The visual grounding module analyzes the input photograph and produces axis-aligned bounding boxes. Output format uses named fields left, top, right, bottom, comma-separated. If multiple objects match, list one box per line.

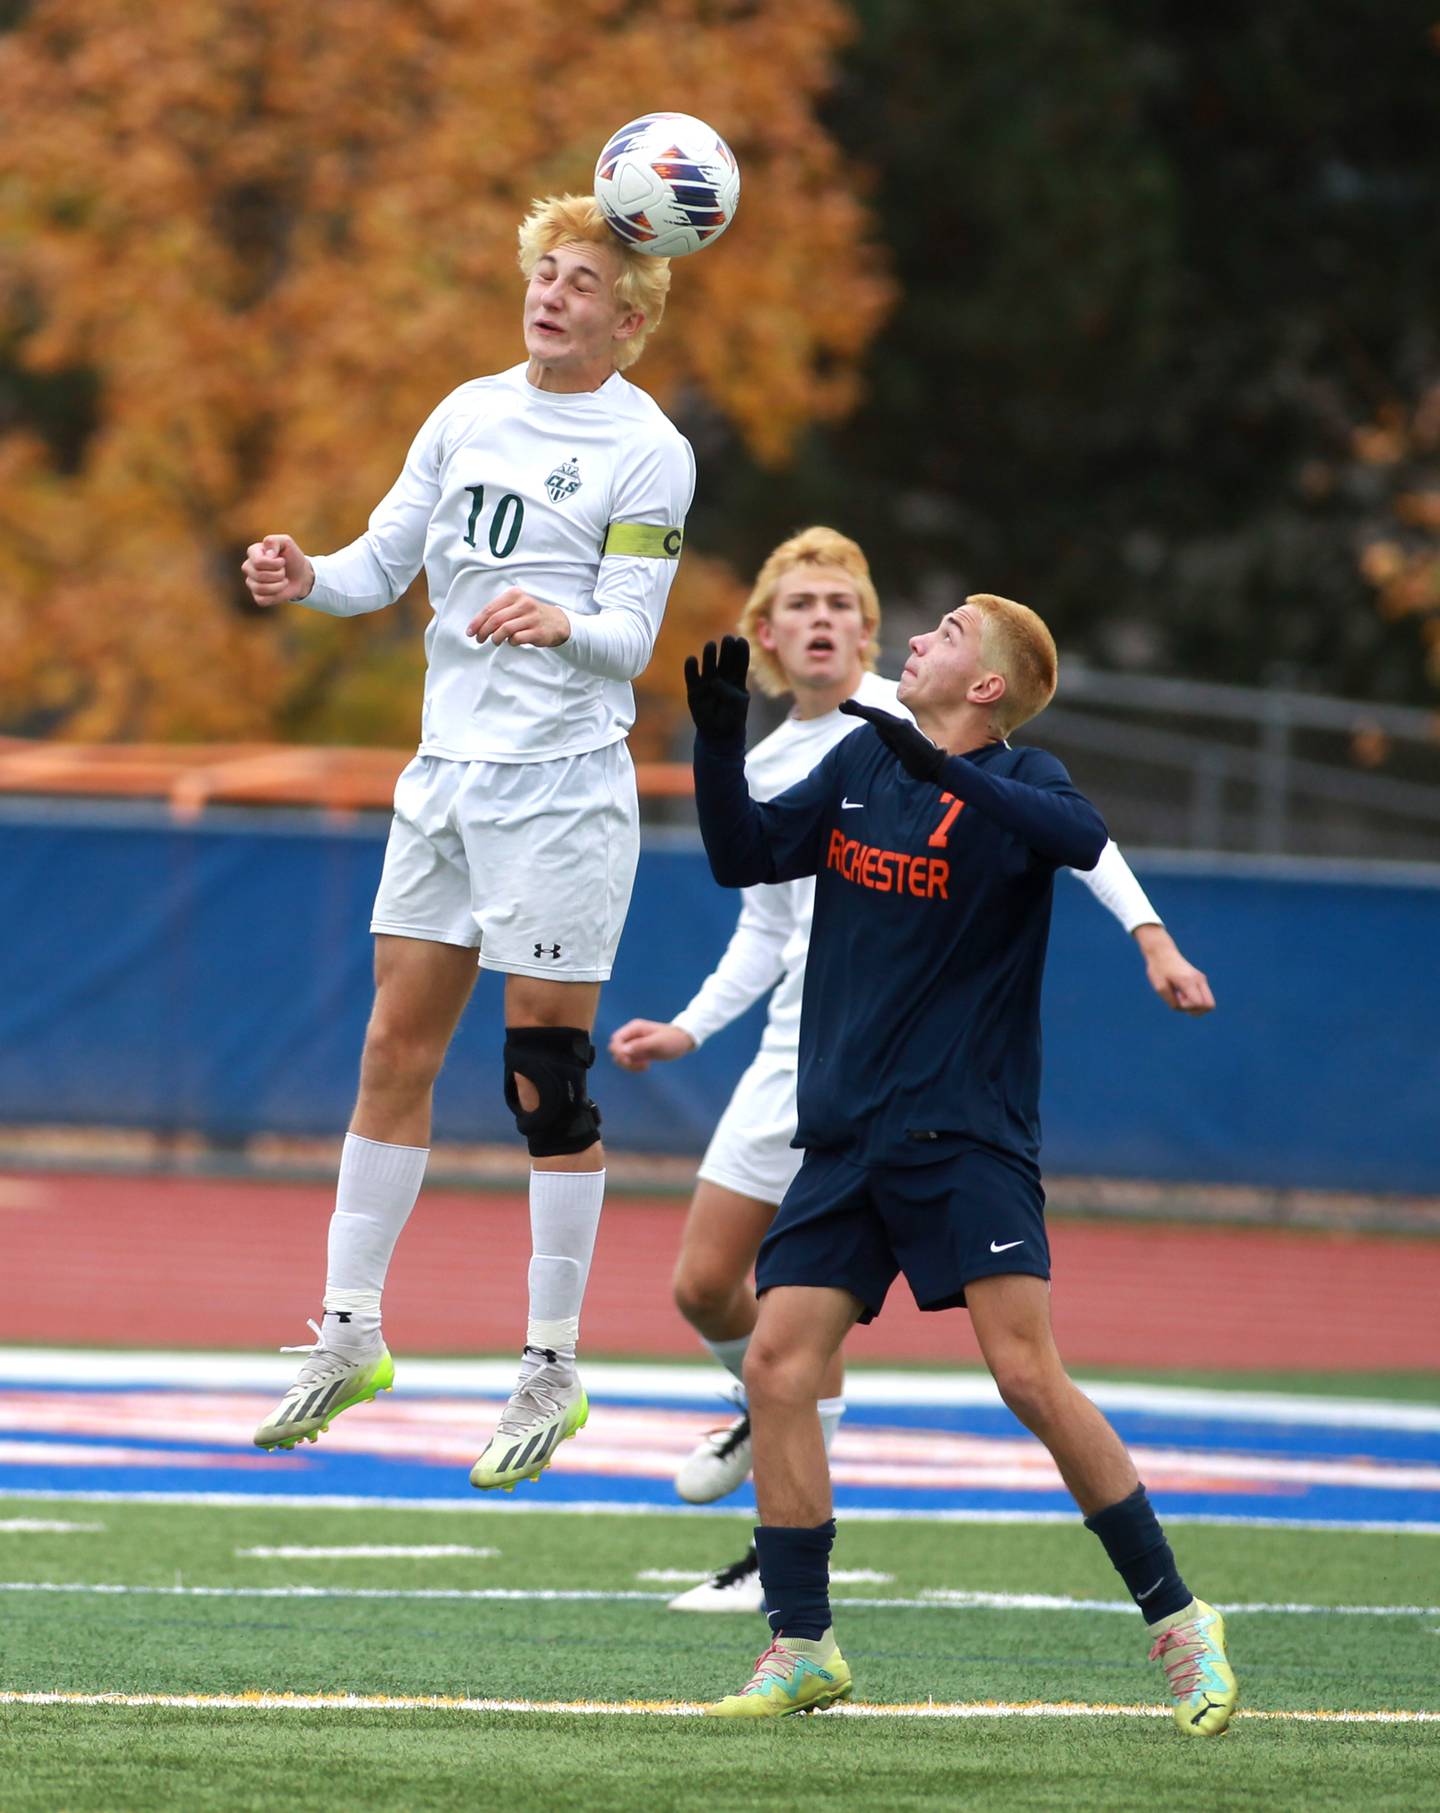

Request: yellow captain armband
left=603, top=522, right=684, bottom=559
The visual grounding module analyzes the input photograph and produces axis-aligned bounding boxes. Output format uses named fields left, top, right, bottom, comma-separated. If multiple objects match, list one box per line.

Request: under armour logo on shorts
left=534, top=943, right=562, bottom=960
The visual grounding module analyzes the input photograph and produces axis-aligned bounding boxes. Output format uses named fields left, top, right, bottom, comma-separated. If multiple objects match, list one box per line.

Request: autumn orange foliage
left=1354, top=388, right=1440, bottom=688
left=0, top=0, right=890, bottom=752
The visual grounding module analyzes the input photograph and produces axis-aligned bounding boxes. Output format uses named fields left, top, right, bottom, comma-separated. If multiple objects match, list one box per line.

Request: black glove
left=838, top=698, right=948, bottom=783
left=685, top=635, right=750, bottom=745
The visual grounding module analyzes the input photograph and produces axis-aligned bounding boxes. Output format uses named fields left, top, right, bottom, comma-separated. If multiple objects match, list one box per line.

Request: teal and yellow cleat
left=707, top=1632, right=853, bottom=1719
left=254, top=1321, right=394, bottom=1451
left=1148, top=1598, right=1239, bottom=1736
left=470, top=1355, right=588, bottom=1492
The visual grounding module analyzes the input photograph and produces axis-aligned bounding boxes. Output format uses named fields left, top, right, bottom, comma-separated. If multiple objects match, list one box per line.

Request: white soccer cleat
left=469, top=1349, right=589, bottom=1492
left=253, top=1320, right=394, bottom=1451
left=675, top=1409, right=753, bottom=1505
left=667, top=1547, right=765, bottom=1614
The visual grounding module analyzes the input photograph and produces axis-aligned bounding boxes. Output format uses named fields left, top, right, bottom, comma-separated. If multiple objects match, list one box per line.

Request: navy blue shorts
left=754, top=1142, right=1049, bottom=1323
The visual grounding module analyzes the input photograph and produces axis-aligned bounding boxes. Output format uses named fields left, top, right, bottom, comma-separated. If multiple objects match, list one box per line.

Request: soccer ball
left=594, top=113, right=740, bottom=258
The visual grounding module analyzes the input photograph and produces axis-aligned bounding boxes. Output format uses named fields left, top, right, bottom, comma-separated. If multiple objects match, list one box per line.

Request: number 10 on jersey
left=464, top=486, right=525, bottom=558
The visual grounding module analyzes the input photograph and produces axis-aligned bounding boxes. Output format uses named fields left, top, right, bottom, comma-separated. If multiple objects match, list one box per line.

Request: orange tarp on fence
left=0, top=739, right=693, bottom=818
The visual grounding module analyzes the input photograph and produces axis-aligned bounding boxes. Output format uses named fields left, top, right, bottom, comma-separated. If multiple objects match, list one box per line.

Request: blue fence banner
left=1, top=802, right=1436, bottom=1193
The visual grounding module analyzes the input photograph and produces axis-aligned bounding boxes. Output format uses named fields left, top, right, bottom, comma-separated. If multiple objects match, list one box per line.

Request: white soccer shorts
left=370, top=744, right=640, bottom=982
left=696, top=1049, right=804, bottom=1207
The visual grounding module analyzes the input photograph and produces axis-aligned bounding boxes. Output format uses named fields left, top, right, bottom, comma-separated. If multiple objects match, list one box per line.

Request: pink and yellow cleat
left=707, top=1631, right=853, bottom=1719
left=1148, top=1598, right=1239, bottom=1736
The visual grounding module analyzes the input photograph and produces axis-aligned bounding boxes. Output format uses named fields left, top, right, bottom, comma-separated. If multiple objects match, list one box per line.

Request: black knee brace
left=503, top=1025, right=602, bottom=1158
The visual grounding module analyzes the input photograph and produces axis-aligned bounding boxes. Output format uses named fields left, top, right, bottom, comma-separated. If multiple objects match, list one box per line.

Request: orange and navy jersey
left=693, top=727, right=1106, bottom=1167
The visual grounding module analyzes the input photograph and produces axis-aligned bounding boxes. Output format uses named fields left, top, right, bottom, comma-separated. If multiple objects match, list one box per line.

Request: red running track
left=2, top=1170, right=1437, bottom=1372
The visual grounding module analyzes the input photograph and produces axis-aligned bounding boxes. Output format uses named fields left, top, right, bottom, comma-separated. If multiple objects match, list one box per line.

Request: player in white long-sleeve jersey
left=241, top=195, right=696, bottom=1490
left=609, top=527, right=1215, bottom=1609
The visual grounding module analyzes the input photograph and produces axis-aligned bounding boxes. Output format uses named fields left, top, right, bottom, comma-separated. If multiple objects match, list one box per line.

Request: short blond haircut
left=516, top=194, right=671, bottom=371
left=970, top=593, right=1058, bottom=733
left=738, top=527, right=882, bottom=697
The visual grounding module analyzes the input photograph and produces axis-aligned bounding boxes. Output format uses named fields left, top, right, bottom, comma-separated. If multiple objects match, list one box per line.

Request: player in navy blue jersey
left=687, top=598, right=1237, bottom=1735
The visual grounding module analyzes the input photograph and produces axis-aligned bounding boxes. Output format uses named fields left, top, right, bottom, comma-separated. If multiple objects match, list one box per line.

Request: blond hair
left=969, top=593, right=1058, bottom=733
left=738, top=526, right=881, bottom=697
left=516, top=194, right=671, bottom=371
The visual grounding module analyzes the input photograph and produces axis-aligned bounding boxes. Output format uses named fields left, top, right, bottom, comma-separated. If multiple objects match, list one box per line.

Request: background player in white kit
left=241, top=195, right=695, bottom=1490
left=609, top=526, right=1215, bottom=1606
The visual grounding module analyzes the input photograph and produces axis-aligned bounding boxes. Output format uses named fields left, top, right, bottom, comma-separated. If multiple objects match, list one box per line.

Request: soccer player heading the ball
left=241, top=195, right=695, bottom=1491
left=686, top=605, right=1237, bottom=1734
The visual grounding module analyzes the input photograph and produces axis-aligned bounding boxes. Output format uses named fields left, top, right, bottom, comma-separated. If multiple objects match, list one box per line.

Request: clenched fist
left=242, top=534, right=315, bottom=607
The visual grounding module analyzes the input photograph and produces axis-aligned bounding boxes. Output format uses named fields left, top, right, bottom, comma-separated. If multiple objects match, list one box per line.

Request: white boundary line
left=1, top=1487, right=1436, bottom=1534
left=235, top=1545, right=499, bottom=1560
left=0, top=1519, right=103, bottom=1533
left=2, top=1580, right=1436, bottom=1618
left=0, top=1689, right=1434, bottom=1724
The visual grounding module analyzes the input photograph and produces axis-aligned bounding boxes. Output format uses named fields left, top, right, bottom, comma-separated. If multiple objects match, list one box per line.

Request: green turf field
left=0, top=1497, right=1436, bottom=1811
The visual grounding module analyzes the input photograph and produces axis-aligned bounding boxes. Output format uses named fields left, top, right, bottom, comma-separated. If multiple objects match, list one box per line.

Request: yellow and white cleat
left=707, top=1631, right=852, bottom=1719
left=253, top=1320, right=394, bottom=1451
left=1148, top=1598, right=1239, bottom=1736
left=469, top=1351, right=588, bottom=1492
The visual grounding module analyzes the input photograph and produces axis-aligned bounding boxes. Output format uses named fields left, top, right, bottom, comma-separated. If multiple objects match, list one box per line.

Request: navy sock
left=1084, top=1484, right=1191, bottom=1623
left=753, top=1520, right=835, bottom=1641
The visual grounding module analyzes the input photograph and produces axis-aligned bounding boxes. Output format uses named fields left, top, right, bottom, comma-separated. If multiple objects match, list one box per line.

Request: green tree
left=689, top=0, right=1440, bottom=704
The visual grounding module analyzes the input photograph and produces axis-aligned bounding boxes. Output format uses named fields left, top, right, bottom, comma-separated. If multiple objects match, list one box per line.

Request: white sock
left=322, top=1133, right=428, bottom=1357
left=818, top=1395, right=846, bottom=1458
left=702, top=1334, right=751, bottom=1389
left=525, top=1168, right=604, bottom=1361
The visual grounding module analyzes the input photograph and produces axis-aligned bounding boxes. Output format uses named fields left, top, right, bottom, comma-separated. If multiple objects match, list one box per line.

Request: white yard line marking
left=0, top=1520, right=104, bottom=1533
left=1, top=1350, right=1434, bottom=1431
left=2, top=1580, right=1436, bottom=1617
left=235, top=1546, right=499, bottom=1560
left=0, top=1581, right=668, bottom=1603
left=0, top=1689, right=1433, bottom=1724
left=1, top=1487, right=1436, bottom=1534
left=0, top=1440, right=240, bottom=1469
left=637, top=1570, right=730, bottom=1584
left=637, top=1568, right=894, bottom=1586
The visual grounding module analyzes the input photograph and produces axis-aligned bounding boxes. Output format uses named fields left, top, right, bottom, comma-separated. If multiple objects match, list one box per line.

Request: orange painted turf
left=2, top=1170, right=1437, bottom=1371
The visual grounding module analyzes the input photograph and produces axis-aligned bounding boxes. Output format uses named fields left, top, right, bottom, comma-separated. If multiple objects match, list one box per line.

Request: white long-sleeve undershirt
left=1068, top=838, right=1160, bottom=934
left=671, top=877, right=802, bottom=1051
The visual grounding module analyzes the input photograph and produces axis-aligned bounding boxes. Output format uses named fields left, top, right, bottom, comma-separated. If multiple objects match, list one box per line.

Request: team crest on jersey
left=545, top=457, right=582, bottom=503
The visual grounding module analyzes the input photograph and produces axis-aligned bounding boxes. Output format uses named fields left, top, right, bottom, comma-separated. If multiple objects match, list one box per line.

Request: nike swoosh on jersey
left=841, top=798, right=864, bottom=810
left=989, top=1239, right=1025, bottom=1253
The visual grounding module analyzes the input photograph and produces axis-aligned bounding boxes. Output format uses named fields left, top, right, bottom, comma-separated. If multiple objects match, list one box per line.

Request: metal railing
left=2, top=669, right=1437, bottom=857
left=1031, top=665, right=1440, bottom=858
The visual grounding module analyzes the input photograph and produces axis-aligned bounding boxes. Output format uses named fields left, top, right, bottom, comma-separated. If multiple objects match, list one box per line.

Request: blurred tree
left=685, top=0, right=1440, bottom=708
left=0, top=0, right=888, bottom=745
left=1354, top=382, right=1440, bottom=687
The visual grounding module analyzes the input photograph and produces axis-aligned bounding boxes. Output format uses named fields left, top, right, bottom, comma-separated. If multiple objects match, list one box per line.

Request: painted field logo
left=546, top=459, right=581, bottom=503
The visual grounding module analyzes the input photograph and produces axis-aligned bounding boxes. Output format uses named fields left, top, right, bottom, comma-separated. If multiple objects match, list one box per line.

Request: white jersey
left=673, top=671, right=1162, bottom=1066
left=303, top=363, right=695, bottom=764
left=674, top=670, right=903, bottom=1062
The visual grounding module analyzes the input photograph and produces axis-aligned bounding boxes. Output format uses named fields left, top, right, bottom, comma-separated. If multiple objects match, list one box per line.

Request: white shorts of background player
left=696, top=1049, right=804, bottom=1209
left=370, top=743, right=639, bottom=983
